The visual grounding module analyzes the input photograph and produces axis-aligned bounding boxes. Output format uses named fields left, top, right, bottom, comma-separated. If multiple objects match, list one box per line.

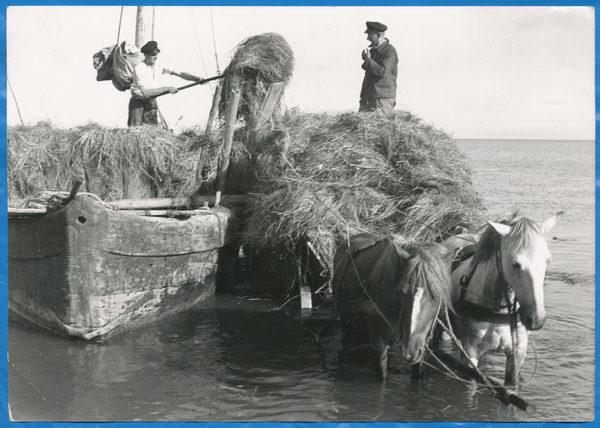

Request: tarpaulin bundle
left=93, top=45, right=115, bottom=82
left=93, top=41, right=143, bottom=91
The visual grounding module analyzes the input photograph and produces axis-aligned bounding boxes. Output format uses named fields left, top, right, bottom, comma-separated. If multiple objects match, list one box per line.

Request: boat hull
left=8, top=195, right=240, bottom=339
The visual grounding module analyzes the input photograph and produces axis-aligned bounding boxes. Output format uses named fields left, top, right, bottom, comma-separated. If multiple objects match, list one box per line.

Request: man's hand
left=362, top=48, right=370, bottom=61
left=167, top=86, right=178, bottom=94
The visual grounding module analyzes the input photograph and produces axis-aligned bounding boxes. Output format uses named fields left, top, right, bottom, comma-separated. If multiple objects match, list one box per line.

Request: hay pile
left=241, top=109, right=484, bottom=275
left=7, top=109, right=484, bottom=297
left=219, top=33, right=294, bottom=126
left=6, top=122, right=229, bottom=207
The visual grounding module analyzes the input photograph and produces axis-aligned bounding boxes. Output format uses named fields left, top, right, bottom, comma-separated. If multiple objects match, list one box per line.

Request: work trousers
left=359, top=98, right=396, bottom=115
left=128, top=97, right=159, bottom=127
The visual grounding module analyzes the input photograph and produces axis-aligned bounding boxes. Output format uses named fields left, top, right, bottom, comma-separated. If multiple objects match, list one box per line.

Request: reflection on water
left=9, top=278, right=594, bottom=422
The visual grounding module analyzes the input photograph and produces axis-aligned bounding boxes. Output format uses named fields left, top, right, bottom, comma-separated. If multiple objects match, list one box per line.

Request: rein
left=496, top=247, right=520, bottom=387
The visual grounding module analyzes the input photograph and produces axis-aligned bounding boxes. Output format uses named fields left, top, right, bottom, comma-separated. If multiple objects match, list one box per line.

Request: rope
left=7, top=78, right=25, bottom=126
left=422, top=349, right=463, bottom=381
left=191, top=8, right=210, bottom=84
left=435, top=308, right=497, bottom=393
left=521, top=337, right=538, bottom=385
left=116, top=6, right=124, bottom=46
left=209, top=7, right=221, bottom=75
left=496, top=248, right=520, bottom=387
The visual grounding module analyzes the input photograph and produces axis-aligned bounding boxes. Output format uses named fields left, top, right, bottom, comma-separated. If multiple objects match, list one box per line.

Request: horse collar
left=455, top=246, right=519, bottom=324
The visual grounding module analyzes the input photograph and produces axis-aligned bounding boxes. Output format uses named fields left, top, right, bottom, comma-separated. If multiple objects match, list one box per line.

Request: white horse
left=443, top=209, right=562, bottom=385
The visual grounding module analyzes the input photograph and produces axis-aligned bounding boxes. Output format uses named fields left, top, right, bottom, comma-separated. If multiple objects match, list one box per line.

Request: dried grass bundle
left=7, top=122, right=212, bottom=206
left=242, top=109, right=484, bottom=271
left=72, top=124, right=179, bottom=200
left=219, top=33, right=294, bottom=125
left=7, top=122, right=81, bottom=206
left=7, top=121, right=251, bottom=208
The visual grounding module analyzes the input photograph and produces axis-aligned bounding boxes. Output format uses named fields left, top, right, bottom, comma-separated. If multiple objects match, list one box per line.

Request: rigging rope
left=191, top=8, right=210, bottom=84
left=7, top=78, right=25, bottom=126
left=116, top=6, right=124, bottom=46
left=209, top=7, right=221, bottom=75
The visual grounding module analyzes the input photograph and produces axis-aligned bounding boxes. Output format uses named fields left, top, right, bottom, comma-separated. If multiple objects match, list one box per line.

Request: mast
left=135, top=6, right=155, bottom=48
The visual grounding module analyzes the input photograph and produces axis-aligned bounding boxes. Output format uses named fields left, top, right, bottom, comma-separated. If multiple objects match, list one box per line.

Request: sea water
left=7, top=139, right=595, bottom=422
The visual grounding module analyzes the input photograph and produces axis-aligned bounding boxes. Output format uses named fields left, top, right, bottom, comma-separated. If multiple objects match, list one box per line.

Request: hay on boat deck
left=7, top=122, right=180, bottom=204
left=241, top=109, right=484, bottom=281
left=219, top=33, right=294, bottom=126
left=6, top=122, right=233, bottom=207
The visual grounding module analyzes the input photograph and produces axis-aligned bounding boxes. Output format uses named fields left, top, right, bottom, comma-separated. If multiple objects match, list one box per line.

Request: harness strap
left=453, top=300, right=521, bottom=325
left=452, top=244, right=520, bottom=323
left=452, top=245, right=476, bottom=300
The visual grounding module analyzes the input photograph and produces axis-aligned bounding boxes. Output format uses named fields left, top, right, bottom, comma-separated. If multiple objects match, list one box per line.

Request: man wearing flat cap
left=128, top=40, right=203, bottom=127
left=359, top=21, right=398, bottom=114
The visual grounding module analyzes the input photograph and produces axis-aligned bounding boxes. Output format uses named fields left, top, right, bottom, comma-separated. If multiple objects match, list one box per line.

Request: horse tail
left=401, top=241, right=453, bottom=311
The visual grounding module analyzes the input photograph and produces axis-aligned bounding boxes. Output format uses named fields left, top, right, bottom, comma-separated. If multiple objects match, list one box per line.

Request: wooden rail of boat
left=8, top=194, right=249, bottom=217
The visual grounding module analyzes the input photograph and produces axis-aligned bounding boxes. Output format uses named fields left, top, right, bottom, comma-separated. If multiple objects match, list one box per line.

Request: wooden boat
left=8, top=194, right=244, bottom=340
left=6, top=7, right=290, bottom=339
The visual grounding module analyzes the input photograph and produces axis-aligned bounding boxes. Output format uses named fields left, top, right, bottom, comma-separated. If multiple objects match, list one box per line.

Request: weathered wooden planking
left=253, top=82, right=285, bottom=130
left=8, top=195, right=240, bottom=339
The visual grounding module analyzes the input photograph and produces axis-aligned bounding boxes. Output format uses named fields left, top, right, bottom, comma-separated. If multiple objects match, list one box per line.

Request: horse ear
left=487, top=221, right=511, bottom=236
left=541, top=211, right=563, bottom=234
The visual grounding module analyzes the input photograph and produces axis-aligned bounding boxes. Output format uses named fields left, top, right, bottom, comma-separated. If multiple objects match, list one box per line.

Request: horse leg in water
left=411, top=359, right=426, bottom=377
left=370, top=334, right=390, bottom=379
left=504, top=333, right=529, bottom=386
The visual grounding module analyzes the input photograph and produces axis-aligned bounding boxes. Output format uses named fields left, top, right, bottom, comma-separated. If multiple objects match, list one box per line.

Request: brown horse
left=333, top=233, right=452, bottom=379
left=443, top=209, right=562, bottom=385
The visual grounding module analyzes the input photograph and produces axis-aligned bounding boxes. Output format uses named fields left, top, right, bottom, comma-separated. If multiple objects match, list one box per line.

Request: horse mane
left=369, top=235, right=453, bottom=308
left=471, top=208, right=543, bottom=267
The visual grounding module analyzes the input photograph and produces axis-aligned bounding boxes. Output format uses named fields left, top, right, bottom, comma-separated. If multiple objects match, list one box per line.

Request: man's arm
left=169, top=70, right=203, bottom=83
left=362, top=46, right=397, bottom=77
left=134, top=64, right=179, bottom=98
left=139, top=85, right=178, bottom=98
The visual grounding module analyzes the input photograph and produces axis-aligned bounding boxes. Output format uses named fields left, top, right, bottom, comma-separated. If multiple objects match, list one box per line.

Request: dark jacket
left=360, top=40, right=398, bottom=99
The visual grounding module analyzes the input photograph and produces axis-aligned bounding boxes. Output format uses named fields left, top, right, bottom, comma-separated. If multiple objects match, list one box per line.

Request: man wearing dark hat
left=359, top=21, right=398, bottom=114
left=128, top=41, right=203, bottom=127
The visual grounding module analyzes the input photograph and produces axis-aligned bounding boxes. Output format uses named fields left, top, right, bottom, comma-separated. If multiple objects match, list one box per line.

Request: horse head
left=393, top=239, right=453, bottom=363
left=487, top=211, right=562, bottom=331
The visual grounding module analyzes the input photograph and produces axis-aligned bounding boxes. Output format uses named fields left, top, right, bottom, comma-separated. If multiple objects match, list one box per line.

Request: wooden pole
left=216, top=89, right=241, bottom=193
left=135, top=6, right=155, bottom=48
left=431, top=350, right=534, bottom=413
left=109, top=195, right=248, bottom=210
left=205, top=82, right=223, bottom=134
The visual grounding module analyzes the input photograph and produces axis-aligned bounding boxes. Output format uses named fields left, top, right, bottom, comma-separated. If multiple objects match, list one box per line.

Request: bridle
left=415, top=298, right=443, bottom=363
left=400, top=289, right=443, bottom=364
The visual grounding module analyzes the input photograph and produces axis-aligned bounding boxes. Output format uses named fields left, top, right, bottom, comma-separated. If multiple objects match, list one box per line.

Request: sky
left=5, top=5, right=595, bottom=140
